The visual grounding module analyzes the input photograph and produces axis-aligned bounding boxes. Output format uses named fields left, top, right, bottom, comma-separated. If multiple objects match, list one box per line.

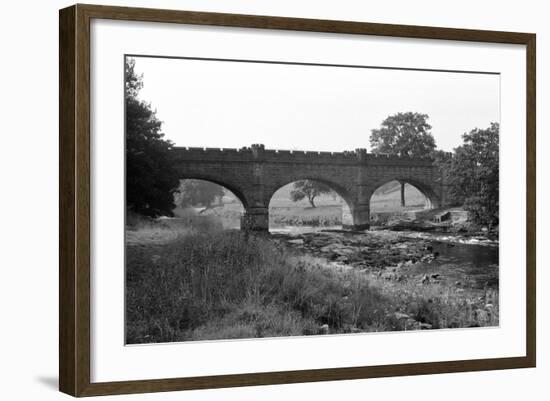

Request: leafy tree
left=431, top=149, right=454, bottom=166
left=447, top=123, right=499, bottom=229
left=174, top=179, right=225, bottom=213
left=370, top=112, right=436, bottom=206
left=290, top=180, right=333, bottom=208
left=431, top=148, right=455, bottom=201
left=126, top=58, right=180, bottom=217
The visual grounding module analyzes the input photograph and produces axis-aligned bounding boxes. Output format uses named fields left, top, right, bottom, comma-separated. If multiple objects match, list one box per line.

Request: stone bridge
left=170, top=144, right=452, bottom=231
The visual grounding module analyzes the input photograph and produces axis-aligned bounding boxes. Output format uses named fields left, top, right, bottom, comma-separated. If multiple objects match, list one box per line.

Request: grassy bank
left=126, top=229, right=498, bottom=343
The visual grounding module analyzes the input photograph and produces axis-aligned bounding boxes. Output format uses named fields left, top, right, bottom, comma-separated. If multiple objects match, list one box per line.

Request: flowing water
left=271, top=225, right=499, bottom=290
left=412, top=241, right=499, bottom=289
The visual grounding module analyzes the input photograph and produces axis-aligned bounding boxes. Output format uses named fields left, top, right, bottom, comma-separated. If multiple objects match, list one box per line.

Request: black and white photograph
left=124, top=55, right=500, bottom=344
left=0, top=0, right=543, bottom=398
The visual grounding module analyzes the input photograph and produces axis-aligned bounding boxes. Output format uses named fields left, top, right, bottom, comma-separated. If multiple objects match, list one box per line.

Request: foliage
left=126, top=57, right=180, bottom=217
left=431, top=149, right=455, bottom=198
left=174, top=179, right=225, bottom=213
left=447, top=123, right=499, bottom=228
left=369, top=112, right=436, bottom=157
left=370, top=112, right=436, bottom=206
left=290, top=180, right=333, bottom=208
left=431, top=149, right=454, bottom=166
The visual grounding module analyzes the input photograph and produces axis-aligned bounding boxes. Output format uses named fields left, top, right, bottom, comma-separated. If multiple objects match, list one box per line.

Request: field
left=126, top=219, right=498, bottom=344
left=370, top=181, right=428, bottom=212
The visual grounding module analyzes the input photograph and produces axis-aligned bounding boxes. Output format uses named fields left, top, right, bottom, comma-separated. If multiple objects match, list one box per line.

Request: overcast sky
left=130, top=56, right=500, bottom=153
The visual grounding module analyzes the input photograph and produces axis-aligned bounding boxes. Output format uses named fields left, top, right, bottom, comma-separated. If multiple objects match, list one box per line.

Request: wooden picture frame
left=59, top=3, right=536, bottom=397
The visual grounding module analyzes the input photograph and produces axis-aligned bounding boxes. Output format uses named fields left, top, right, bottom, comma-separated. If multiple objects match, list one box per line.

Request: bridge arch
left=175, top=174, right=251, bottom=210
left=266, top=177, right=355, bottom=209
left=174, top=177, right=248, bottom=230
left=371, top=177, right=440, bottom=206
left=368, top=177, right=440, bottom=223
left=266, top=178, right=355, bottom=232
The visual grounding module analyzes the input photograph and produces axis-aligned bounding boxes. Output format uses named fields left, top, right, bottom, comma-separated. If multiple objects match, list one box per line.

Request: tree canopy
left=174, top=179, right=225, bottom=213
left=447, top=123, right=499, bottom=229
left=290, top=180, right=333, bottom=208
left=369, top=112, right=436, bottom=157
left=370, top=112, right=436, bottom=206
left=126, top=58, right=180, bottom=217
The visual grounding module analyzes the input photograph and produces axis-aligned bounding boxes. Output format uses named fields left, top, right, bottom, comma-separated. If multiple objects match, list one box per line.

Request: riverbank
left=273, top=229, right=498, bottom=328
left=126, top=226, right=498, bottom=344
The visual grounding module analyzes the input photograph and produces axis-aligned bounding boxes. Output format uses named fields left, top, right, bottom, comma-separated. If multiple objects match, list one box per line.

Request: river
left=409, top=240, right=498, bottom=289
left=271, top=225, right=499, bottom=291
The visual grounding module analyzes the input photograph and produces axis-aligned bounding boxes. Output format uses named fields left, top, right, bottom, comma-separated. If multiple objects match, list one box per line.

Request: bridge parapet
left=171, top=144, right=435, bottom=166
left=262, top=149, right=357, bottom=164
left=366, top=153, right=434, bottom=166
left=171, top=146, right=255, bottom=161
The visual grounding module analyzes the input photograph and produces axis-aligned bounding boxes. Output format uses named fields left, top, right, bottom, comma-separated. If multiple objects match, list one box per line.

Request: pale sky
left=130, top=56, right=500, bottom=153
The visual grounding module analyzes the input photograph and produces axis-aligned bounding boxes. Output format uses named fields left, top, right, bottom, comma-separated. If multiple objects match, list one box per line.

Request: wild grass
left=126, top=230, right=498, bottom=343
left=366, top=273, right=499, bottom=329
left=125, top=211, right=222, bottom=244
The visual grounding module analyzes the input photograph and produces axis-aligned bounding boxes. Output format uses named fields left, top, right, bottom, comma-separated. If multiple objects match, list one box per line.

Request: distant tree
left=174, top=180, right=225, bottom=213
left=447, top=123, right=499, bottom=229
left=126, top=58, right=180, bottom=218
left=370, top=112, right=436, bottom=206
left=290, top=180, right=333, bottom=208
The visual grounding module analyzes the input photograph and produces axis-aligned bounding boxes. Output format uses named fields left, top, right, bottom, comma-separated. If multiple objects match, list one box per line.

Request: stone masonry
left=170, top=144, right=452, bottom=231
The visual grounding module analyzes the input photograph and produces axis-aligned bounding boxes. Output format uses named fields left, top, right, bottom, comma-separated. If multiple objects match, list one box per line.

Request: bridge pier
left=241, top=207, right=269, bottom=232
left=351, top=204, right=370, bottom=230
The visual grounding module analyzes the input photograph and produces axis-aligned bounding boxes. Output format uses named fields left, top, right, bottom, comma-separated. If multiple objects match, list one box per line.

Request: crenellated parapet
left=170, top=146, right=254, bottom=161
left=365, top=153, right=434, bottom=166
left=171, top=144, right=435, bottom=166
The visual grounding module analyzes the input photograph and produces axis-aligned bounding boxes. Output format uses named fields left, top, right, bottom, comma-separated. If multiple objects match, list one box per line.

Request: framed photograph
left=59, top=4, right=536, bottom=397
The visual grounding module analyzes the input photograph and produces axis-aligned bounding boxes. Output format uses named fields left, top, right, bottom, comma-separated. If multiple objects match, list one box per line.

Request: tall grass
left=125, top=212, right=223, bottom=245
left=126, top=231, right=498, bottom=343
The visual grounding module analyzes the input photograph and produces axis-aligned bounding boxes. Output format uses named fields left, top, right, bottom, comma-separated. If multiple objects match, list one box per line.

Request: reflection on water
left=419, top=241, right=499, bottom=289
